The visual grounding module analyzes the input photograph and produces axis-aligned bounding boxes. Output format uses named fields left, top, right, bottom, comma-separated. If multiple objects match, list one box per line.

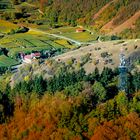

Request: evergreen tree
left=0, top=91, right=14, bottom=123
left=85, top=67, right=100, bottom=84
left=133, top=71, right=140, bottom=92
left=115, top=91, right=129, bottom=116
left=92, top=81, right=107, bottom=104
left=127, top=73, right=134, bottom=95
left=100, top=67, right=114, bottom=86
left=33, top=76, right=46, bottom=95
left=20, top=81, right=31, bottom=94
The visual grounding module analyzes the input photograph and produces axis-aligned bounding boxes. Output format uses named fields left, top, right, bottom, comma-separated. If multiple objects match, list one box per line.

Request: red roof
left=24, top=53, right=41, bottom=60
left=24, top=55, right=32, bottom=59
left=76, top=28, right=84, bottom=32
left=34, top=52, right=41, bottom=57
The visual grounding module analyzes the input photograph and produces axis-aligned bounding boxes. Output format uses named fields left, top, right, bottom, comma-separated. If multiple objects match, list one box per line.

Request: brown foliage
left=40, top=0, right=48, bottom=12
left=91, top=112, right=140, bottom=140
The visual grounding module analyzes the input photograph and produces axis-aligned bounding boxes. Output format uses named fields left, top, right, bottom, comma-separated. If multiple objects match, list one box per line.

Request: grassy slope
left=61, top=31, right=98, bottom=42
left=0, top=55, right=19, bottom=67
left=0, top=20, right=18, bottom=33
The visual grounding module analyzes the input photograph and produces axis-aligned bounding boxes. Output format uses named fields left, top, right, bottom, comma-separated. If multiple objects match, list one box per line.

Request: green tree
left=100, top=67, right=114, bottom=86
left=127, top=73, right=134, bottom=95
left=115, top=91, right=128, bottom=116
left=85, top=67, right=100, bottom=84
left=105, top=99, right=116, bottom=120
left=132, top=92, right=140, bottom=113
left=92, top=81, right=107, bottom=104
left=0, top=91, right=14, bottom=123
left=33, top=76, right=46, bottom=95
left=133, top=71, right=140, bottom=92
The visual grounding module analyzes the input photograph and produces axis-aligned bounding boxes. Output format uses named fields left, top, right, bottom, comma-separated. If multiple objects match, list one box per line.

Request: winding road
left=30, top=28, right=83, bottom=46
left=29, top=28, right=96, bottom=46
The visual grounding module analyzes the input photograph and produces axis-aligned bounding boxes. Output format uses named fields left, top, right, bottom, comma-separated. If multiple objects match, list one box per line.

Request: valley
left=0, top=1, right=140, bottom=140
left=0, top=19, right=99, bottom=73
left=0, top=20, right=140, bottom=75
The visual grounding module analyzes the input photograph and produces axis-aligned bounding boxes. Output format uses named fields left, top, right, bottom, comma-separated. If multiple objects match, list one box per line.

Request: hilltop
left=54, top=39, right=140, bottom=73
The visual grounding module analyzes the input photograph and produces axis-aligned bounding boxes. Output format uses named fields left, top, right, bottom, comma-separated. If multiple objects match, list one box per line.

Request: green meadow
left=38, top=26, right=98, bottom=42
left=0, top=55, right=19, bottom=67
left=61, top=31, right=98, bottom=42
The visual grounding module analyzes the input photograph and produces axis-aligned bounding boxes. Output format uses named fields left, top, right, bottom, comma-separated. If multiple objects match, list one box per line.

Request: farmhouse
left=76, top=28, right=85, bottom=33
left=21, top=52, right=41, bottom=63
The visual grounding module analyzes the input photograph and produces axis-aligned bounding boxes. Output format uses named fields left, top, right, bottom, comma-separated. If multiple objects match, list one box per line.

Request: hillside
left=0, top=0, right=140, bottom=38
left=0, top=1, right=140, bottom=140
left=93, top=0, right=114, bottom=20
left=92, top=0, right=140, bottom=37
left=0, top=52, right=140, bottom=140
left=108, top=11, right=140, bottom=35
left=54, top=39, right=140, bottom=73
left=39, top=0, right=140, bottom=37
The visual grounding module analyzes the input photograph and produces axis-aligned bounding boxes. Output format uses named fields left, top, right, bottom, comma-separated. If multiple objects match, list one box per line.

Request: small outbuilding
left=76, top=28, right=85, bottom=33
left=20, top=52, right=41, bottom=63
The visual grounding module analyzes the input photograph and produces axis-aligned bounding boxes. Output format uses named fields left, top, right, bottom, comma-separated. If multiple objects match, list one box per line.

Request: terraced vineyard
left=0, top=27, right=77, bottom=61
left=1, top=33, right=74, bottom=48
left=0, top=0, right=14, bottom=15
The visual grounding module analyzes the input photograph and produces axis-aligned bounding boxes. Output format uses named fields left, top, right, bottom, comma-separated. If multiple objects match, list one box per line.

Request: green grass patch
left=37, top=25, right=50, bottom=31
left=54, top=39, right=75, bottom=49
left=62, top=31, right=98, bottom=42
left=41, top=26, right=77, bottom=34
left=0, top=73, right=12, bottom=92
left=0, top=55, right=19, bottom=67
left=0, top=20, right=18, bottom=33
left=43, top=26, right=98, bottom=42
left=53, top=27, right=76, bottom=33
left=1, top=42, right=19, bottom=49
